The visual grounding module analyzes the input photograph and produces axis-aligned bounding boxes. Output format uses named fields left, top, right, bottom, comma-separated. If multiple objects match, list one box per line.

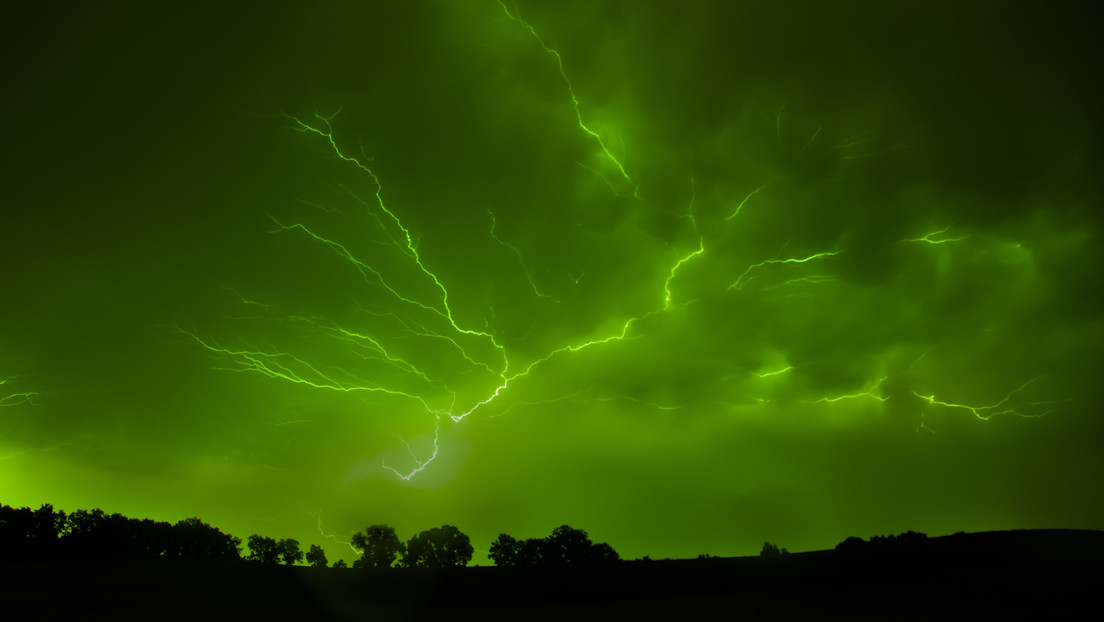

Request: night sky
left=3, top=0, right=1102, bottom=565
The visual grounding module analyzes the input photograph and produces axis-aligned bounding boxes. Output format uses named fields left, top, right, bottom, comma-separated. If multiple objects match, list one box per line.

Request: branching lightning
left=487, top=209, right=556, bottom=301
left=382, top=417, right=442, bottom=481
left=900, top=225, right=968, bottom=245
left=0, top=375, right=38, bottom=408
left=303, top=505, right=359, bottom=555
left=724, top=181, right=772, bottom=222
left=183, top=5, right=1068, bottom=482
left=497, top=0, right=637, bottom=198
left=728, top=250, right=844, bottom=292
left=911, top=376, right=1069, bottom=422
left=801, top=377, right=890, bottom=404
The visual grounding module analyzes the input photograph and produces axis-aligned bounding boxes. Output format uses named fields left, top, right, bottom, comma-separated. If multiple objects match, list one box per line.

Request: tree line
left=1, top=503, right=620, bottom=569
left=0, top=504, right=240, bottom=561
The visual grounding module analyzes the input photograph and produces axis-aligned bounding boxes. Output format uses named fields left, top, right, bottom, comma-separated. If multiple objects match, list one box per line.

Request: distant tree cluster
left=245, top=534, right=304, bottom=566
left=1, top=504, right=240, bottom=561
left=350, top=524, right=473, bottom=569
left=488, top=525, right=620, bottom=567
left=836, top=531, right=928, bottom=552
left=760, top=541, right=789, bottom=557
left=4, top=502, right=625, bottom=572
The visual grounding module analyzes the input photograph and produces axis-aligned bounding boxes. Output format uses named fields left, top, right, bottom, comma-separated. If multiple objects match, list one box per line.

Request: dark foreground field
left=3, top=529, right=1101, bottom=621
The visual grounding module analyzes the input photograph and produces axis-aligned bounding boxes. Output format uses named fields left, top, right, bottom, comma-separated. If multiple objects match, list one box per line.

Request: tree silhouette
left=306, top=543, right=328, bottom=568
left=247, top=534, right=282, bottom=564
left=0, top=504, right=38, bottom=559
left=515, top=537, right=546, bottom=566
left=172, top=517, right=241, bottom=560
left=401, top=525, right=473, bottom=568
left=278, top=538, right=304, bottom=565
left=488, top=525, right=619, bottom=566
left=545, top=525, right=601, bottom=564
left=760, top=541, right=789, bottom=556
left=351, top=524, right=403, bottom=569
left=591, top=541, right=620, bottom=562
left=5, top=502, right=248, bottom=562
left=333, top=559, right=348, bottom=569
left=488, top=533, right=520, bottom=566
left=30, top=504, right=65, bottom=558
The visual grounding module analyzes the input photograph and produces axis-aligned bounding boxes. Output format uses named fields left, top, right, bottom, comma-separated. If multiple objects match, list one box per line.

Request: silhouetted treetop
left=402, top=525, right=473, bottom=568
left=351, top=524, right=403, bottom=569
left=279, top=538, right=304, bottom=566
left=172, top=517, right=241, bottom=560
left=488, top=533, right=520, bottom=567
left=760, top=541, right=789, bottom=557
left=306, top=543, right=328, bottom=568
left=2, top=503, right=247, bottom=562
left=488, top=525, right=619, bottom=567
left=0, top=504, right=66, bottom=560
left=247, top=534, right=281, bottom=565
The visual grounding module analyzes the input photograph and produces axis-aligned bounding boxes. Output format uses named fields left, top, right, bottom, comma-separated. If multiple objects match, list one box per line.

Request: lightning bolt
left=487, top=209, right=556, bottom=301
left=381, top=417, right=442, bottom=480
left=302, top=505, right=359, bottom=556
left=911, top=376, right=1069, bottom=421
left=900, top=225, right=968, bottom=245
left=188, top=104, right=711, bottom=478
left=0, top=375, right=39, bottom=407
left=183, top=8, right=1068, bottom=482
left=724, top=181, right=772, bottom=222
left=497, top=0, right=637, bottom=198
left=801, top=377, right=890, bottom=404
left=728, top=250, right=844, bottom=292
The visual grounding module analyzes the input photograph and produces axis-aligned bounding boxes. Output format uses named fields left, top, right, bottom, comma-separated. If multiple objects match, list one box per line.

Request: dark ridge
left=4, top=529, right=1102, bottom=621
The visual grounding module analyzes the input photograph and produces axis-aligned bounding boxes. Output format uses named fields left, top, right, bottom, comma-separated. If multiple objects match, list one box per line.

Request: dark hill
left=3, top=529, right=1101, bottom=620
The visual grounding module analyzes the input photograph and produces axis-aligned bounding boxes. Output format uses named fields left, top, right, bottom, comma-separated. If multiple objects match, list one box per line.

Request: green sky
left=3, top=0, right=1102, bottom=565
